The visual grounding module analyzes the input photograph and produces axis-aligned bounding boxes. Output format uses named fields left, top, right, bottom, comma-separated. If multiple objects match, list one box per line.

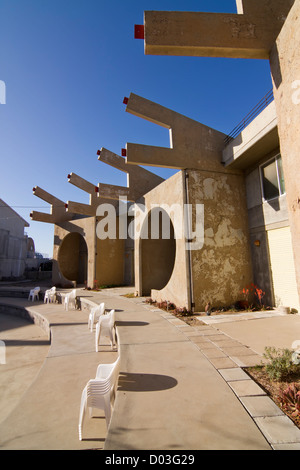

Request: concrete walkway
left=0, top=287, right=300, bottom=450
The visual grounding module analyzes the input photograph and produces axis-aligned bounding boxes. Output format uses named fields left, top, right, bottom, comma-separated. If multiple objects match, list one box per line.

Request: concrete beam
left=31, top=186, right=72, bottom=224
left=29, top=211, right=56, bottom=224
left=65, top=201, right=95, bottom=217
left=67, top=172, right=98, bottom=195
left=98, top=183, right=131, bottom=201
left=98, top=147, right=164, bottom=200
left=66, top=172, right=100, bottom=216
left=139, top=0, right=294, bottom=59
left=124, top=93, right=227, bottom=172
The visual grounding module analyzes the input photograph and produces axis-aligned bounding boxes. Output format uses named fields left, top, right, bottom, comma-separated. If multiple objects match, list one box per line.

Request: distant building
left=0, top=199, right=30, bottom=280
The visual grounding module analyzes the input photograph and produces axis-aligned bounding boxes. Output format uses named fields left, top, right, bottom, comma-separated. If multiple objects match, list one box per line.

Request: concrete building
left=131, top=0, right=300, bottom=312
left=31, top=0, right=300, bottom=313
left=0, top=199, right=30, bottom=280
left=30, top=155, right=163, bottom=288
left=121, top=91, right=299, bottom=313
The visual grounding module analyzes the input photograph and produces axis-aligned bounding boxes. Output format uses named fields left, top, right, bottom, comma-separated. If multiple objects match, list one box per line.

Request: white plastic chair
left=88, top=302, right=105, bottom=331
left=44, top=286, right=56, bottom=304
left=78, top=356, right=120, bottom=440
left=64, top=289, right=77, bottom=311
left=95, top=309, right=116, bottom=352
left=28, top=287, right=40, bottom=301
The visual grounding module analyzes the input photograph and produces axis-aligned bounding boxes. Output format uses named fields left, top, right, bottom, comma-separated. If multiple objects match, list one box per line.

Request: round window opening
left=141, top=207, right=176, bottom=296
left=58, top=232, right=87, bottom=284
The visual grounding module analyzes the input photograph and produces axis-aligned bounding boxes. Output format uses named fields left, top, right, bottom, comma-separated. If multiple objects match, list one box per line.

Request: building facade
left=31, top=0, right=300, bottom=313
left=0, top=199, right=30, bottom=280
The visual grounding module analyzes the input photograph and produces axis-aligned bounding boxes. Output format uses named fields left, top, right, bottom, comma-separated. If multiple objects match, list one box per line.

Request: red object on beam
left=65, top=203, right=68, bottom=209
left=134, top=25, right=145, bottom=39
left=123, top=97, right=128, bottom=105
left=121, top=148, right=127, bottom=157
left=95, top=186, right=99, bottom=193
left=97, top=149, right=101, bottom=156
left=32, top=187, right=36, bottom=192
left=67, top=174, right=71, bottom=179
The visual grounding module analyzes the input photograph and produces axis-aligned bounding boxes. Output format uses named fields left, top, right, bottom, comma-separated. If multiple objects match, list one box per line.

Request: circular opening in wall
left=140, top=207, right=176, bottom=296
left=58, top=232, right=88, bottom=284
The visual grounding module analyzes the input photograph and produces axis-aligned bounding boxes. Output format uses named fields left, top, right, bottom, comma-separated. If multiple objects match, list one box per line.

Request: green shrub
left=263, top=347, right=295, bottom=381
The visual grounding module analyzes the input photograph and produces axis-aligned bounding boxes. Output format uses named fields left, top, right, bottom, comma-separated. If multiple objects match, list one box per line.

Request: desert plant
left=254, top=286, right=265, bottom=307
left=240, top=283, right=265, bottom=308
left=240, top=286, right=250, bottom=302
left=174, top=306, right=192, bottom=316
left=278, top=383, right=300, bottom=420
left=262, top=346, right=295, bottom=381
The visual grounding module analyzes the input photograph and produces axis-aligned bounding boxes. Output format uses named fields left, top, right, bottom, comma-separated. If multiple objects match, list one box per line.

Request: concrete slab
left=201, top=348, right=227, bottom=359
left=222, top=346, right=256, bottom=356
left=255, top=416, right=300, bottom=446
left=228, top=380, right=266, bottom=397
left=209, top=357, right=239, bottom=369
left=0, top=313, right=50, bottom=424
left=231, top=354, right=262, bottom=368
left=192, top=338, right=218, bottom=347
left=272, top=443, right=300, bottom=450
left=1, top=289, right=299, bottom=450
left=241, top=396, right=284, bottom=417
left=218, top=367, right=251, bottom=382
left=211, top=314, right=300, bottom=355
left=211, top=339, right=243, bottom=348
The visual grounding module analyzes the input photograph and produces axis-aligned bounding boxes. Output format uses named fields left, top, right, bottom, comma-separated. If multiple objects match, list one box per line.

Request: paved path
left=0, top=287, right=300, bottom=450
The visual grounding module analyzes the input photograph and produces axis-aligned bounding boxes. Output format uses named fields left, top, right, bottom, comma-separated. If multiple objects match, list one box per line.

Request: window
left=260, top=154, right=285, bottom=201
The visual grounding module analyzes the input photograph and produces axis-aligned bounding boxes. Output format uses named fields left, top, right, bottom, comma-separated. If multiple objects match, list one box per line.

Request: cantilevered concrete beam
left=30, top=186, right=72, bottom=224
left=97, top=147, right=164, bottom=201
left=66, top=173, right=100, bottom=216
left=137, top=0, right=294, bottom=59
left=123, top=93, right=227, bottom=172
left=67, top=172, right=120, bottom=215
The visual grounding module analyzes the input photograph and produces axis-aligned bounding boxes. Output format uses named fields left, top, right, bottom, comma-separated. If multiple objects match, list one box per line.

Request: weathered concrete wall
left=188, top=169, right=253, bottom=311
left=53, top=217, right=96, bottom=288
left=141, top=209, right=176, bottom=296
left=270, top=0, right=300, bottom=306
left=135, top=171, right=190, bottom=309
left=95, top=217, right=125, bottom=287
left=53, top=215, right=127, bottom=288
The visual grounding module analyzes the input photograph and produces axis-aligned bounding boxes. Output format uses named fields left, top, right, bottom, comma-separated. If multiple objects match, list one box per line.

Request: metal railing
left=224, top=89, right=274, bottom=146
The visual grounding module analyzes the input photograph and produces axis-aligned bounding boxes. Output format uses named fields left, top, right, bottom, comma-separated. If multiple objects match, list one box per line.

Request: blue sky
left=0, top=0, right=273, bottom=257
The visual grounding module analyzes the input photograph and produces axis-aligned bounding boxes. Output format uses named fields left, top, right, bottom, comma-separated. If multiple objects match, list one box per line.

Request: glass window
left=261, top=155, right=285, bottom=201
left=277, top=156, right=286, bottom=195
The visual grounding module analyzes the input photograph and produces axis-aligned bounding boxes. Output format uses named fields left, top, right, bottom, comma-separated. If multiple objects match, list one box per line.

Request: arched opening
left=141, top=207, right=176, bottom=296
left=58, top=232, right=87, bottom=284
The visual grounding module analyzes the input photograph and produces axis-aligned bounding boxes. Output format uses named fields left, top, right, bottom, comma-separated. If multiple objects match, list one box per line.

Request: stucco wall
left=135, top=171, right=190, bottom=309
left=188, top=169, right=253, bottom=311
left=96, top=220, right=125, bottom=287
left=53, top=215, right=126, bottom=288
left=270, top=0, right=300, bottom=306
left=53, top=216, right=96, bottom=287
